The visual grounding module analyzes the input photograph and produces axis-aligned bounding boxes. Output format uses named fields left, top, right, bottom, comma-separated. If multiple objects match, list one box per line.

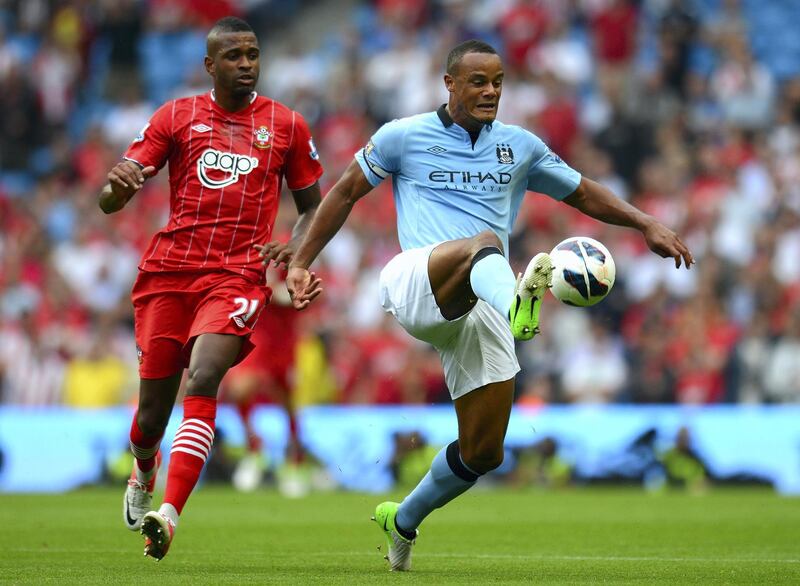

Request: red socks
left=237, top=399, right=263, bottom=453
left=129, top=410, right=162, bottom=474
left=163, top=395, right=217, bottom=515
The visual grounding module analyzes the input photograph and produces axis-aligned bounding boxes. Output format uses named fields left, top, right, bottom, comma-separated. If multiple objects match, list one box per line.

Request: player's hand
left=642, top=220, right=695, bottom=269
left=254, top=241, right=293, bottom=268
left=108, top=161, right=155, bottom=200
left=286, top=266, right=323, bottom=310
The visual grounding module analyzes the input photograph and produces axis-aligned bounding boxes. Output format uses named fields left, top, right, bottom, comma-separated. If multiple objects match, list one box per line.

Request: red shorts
left=132, top=270, right=271, bottom=378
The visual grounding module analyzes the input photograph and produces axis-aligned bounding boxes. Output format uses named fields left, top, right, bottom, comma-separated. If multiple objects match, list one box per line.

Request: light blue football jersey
left=355, top=105, right=581, bottom=254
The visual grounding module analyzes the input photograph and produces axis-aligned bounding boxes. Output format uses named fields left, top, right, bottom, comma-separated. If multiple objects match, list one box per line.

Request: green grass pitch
left=1, top=487, right=797, bottom=584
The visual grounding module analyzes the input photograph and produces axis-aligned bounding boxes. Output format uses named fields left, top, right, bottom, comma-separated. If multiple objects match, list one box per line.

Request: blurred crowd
left=1, top=0, right=800, bottom=408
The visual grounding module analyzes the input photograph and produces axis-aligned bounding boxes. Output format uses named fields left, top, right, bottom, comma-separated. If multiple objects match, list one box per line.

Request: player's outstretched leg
left=375, top=380, right=514, bottom=571
left=125, top=374, right=181, bottom=531
left=142, top=394, right=216, bottom=560
left=373, top=440, right=481, bottom=572
left=428, top=231, right=552, bottom=340
left=141, top=333, right=242, bottom=561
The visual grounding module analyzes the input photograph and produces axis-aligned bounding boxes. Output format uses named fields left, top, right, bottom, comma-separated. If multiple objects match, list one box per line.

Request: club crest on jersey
left=197, top=148, right=258, bottom=189
left=496, top=143, right=514, bottom=165
left=253, top=125, right=273, bottom=149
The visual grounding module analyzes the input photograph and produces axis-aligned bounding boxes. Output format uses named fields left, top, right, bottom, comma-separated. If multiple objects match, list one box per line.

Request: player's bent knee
left=136, top=409, right=171, bottom=437
left=472, top=230, right=503, bottom=255
left=185, top=365, right=226, bottom=396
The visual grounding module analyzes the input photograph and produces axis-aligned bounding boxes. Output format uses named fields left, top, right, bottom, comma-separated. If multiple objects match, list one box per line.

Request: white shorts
left=379, top=244, right=520, bottom=400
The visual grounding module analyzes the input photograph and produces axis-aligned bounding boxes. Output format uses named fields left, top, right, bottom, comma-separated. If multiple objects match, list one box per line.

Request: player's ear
left=444, top=73, right=455, bottom=93
left=204, top=55, right=214, bottom=76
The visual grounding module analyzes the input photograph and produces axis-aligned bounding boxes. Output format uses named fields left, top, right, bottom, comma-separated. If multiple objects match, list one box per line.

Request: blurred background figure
left=659, top=426, right=708, bottom=492
left=224, top=266, right=308, bottom=496
left=389, top=431, right=440, bottom=489
left=509, top=437, right=572, bottom=488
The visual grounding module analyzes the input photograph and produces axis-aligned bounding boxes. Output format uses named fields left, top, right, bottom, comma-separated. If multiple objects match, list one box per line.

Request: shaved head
left=206, top=16, right=255, bottom=55
left=446, top=39, right=498, bottom=75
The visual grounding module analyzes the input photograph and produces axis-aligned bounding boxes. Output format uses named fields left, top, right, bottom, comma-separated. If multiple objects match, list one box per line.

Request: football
left=549, top=236, right=616, bottom=307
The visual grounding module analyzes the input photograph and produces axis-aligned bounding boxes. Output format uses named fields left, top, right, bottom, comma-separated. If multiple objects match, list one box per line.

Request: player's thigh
left=437, top=301, right=520, bottom=399
left=454, top=377, right=515, bottom=469
left=189, top=334, right=244, bottom=374
left=132, top=273, right=196, bottom=379
left=188, top=273, right=270, bottom=372
left=428, top=231, right=503, bottom=320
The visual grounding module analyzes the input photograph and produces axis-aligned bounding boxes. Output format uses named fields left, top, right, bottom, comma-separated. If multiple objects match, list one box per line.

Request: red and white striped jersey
left=0, top=327, right=65, bottom=405
left=124, top=91, right=323, bottom=280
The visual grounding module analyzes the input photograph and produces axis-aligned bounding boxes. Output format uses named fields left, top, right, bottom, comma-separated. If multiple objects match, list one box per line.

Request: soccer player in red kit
left=98, top=17, right=323, bottom=560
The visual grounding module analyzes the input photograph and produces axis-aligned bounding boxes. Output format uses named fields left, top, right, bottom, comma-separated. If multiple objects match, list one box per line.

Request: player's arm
left=98, top=160, right=156, bottom=214
left=562, top=177, right=694, bottom=269
left=100, top=102, right=173, bottom=214
left=286, top=160, right=374, bottom=309
left=254, top=182, right=322, bottom=268
left=288, top=181, right=322, bottom=249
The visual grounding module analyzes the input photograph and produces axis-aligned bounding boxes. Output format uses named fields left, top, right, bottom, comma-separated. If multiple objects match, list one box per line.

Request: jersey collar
left=436, top=104, right=493, bottom=132
left=210, top=89, right=258, bottom=104
left=437, top=104, right=455, bottom=127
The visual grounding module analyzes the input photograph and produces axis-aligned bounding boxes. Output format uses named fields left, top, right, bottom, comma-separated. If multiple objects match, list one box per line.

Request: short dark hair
left=209, top=16, right=253, bottom=35
left=446, top=40, right=498, bottom=75
left=207, top=16, right=255, bottom=54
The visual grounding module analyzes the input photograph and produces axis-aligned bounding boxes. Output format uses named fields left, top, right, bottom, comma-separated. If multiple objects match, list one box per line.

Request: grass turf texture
left=0, top=487, right=797, bottom=584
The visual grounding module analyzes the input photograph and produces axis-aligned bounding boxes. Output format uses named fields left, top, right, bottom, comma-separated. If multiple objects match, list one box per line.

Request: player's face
left=206, top=32, right=260, bottom=97
left=445, top=52, right=504, bottom=129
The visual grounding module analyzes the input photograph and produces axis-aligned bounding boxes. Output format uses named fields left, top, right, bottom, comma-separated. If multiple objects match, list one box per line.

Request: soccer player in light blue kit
left=287, top=40, right=694, bottom=571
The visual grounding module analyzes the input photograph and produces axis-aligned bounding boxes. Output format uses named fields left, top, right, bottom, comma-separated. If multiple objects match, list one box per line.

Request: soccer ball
left=549, top=236, right=616, bottom=307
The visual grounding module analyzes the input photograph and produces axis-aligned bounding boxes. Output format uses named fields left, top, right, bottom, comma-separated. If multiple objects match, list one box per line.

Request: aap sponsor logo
left=197, top=148, right=258, bottom=189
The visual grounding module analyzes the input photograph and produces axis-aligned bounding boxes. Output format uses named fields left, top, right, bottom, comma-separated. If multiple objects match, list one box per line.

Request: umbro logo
left=191, top=124, right=212, bottom=133
left=427, top=145, right=447, bottom=155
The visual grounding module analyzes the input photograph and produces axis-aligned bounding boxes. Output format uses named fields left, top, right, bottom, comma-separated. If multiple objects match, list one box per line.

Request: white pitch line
left=414, top=552, right=800, bottom=564
left=5, top=549, right=799, bottom=565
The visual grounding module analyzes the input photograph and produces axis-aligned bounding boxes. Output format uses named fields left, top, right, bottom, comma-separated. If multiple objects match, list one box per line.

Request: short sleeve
left=284, top=111, right=324, bottom=191
left=123, top=101, right=175, bottom=171
left=526, top=134, right=581, bottom=200
left=354, top=119, right=406, bottom=186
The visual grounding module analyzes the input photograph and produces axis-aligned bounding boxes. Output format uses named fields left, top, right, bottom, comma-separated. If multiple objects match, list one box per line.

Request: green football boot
left=509, top=252, right=553, bottom=341
left=372, top=501, right=417, bottom=572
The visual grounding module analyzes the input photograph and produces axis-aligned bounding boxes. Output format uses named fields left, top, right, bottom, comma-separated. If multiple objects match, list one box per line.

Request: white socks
left=158, top=503, right=179, bottom=526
